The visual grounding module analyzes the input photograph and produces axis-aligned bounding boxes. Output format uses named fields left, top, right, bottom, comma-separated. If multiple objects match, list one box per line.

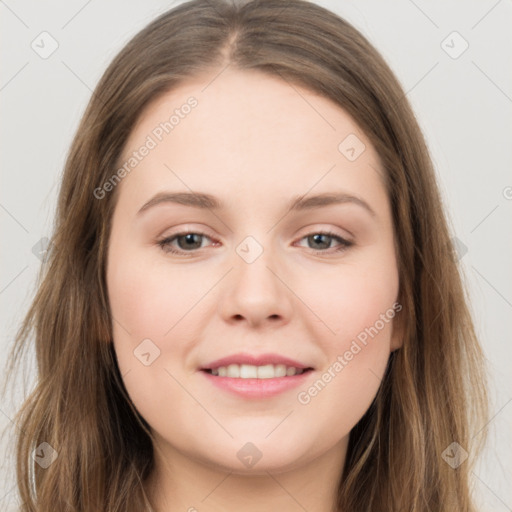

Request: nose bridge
left=234, top=233, right=282, bottom=298
left=218, top=232, right=293, bottom=325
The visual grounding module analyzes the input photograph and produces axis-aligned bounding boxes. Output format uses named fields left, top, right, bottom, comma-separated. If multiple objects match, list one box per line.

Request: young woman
left=4, top=0, right=488, bottom=510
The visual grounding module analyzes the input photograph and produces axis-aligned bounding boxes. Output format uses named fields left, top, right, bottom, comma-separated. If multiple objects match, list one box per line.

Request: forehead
left=116, top=68, right=386, bottom=214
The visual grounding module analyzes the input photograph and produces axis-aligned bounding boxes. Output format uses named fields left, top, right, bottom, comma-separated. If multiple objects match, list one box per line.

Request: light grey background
left=1, top=1, right=511, bottom=510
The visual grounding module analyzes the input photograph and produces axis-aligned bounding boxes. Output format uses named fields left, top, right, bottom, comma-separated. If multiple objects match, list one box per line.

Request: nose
left=218, top=243, right=294, bottom=329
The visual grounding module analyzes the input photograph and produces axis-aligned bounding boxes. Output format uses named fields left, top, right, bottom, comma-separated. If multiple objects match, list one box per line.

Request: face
left=106, top=68, right=402, bottom=475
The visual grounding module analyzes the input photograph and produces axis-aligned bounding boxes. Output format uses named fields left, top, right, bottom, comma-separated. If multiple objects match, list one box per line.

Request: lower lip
left=200, top=370, right=313, bottom=398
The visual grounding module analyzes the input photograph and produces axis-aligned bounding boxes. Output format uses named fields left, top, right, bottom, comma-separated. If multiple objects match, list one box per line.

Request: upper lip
left=200, top=353, right=313, bottom=370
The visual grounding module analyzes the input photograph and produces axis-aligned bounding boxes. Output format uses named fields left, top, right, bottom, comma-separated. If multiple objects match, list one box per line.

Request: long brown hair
left=2, top=0, right=488, bottom=510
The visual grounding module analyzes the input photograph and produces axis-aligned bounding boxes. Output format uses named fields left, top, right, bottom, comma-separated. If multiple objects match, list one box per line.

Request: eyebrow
left=136, top=191, right=377, bottom=218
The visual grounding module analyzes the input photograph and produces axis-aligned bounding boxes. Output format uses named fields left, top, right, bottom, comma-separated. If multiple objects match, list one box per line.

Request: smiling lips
left=200, top=352, right=314, bottom=398
left=201, top=352, right=313, bottom=376
left=208, top=363, right=308, bottom=378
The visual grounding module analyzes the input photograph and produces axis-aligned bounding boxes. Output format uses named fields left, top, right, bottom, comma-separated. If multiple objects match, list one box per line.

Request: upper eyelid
left=159, top=227, right=350, bottom=240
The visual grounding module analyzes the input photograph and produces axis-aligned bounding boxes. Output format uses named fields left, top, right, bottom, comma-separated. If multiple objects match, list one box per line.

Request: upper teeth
left=209, top=364, right=306, bottom=379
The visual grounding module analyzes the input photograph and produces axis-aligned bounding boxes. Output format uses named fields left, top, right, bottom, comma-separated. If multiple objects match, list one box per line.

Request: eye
left=157, top=230, right=353, bottom=256
left=157, top=232, right=215, bottom=256
left=295, top=231, right=353, bottom=254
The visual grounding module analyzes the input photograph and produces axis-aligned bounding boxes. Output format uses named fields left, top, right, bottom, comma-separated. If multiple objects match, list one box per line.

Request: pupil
left=178, top=233, right=202, bottom=250
left=309, top=234, right=330, bottom=249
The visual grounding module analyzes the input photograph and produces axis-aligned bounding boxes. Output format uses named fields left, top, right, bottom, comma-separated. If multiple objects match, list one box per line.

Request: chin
left=193, top=434, right=317, bottom=475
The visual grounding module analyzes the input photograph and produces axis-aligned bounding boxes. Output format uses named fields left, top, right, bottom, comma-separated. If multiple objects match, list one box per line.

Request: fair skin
left=106, top=68, right=402, bottom=511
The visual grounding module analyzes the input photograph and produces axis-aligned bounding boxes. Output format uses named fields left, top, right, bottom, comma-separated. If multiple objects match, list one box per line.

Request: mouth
left=202, top=363, right=314, bottom=379
left=199, top=357, right=315, bottom=398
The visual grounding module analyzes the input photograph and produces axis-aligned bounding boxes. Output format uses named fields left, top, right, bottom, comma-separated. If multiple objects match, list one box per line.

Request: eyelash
left=156, top=230, right=353, bottom=257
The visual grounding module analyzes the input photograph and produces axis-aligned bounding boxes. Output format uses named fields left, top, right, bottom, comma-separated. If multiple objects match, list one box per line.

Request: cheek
left=292, top=255, right=398, bottom=424
left=296, top=253, right=399, bottom=343
left=107, top=250, right=206, bottom=435
left=107, top=248, right=209, bottom=342
left=297, top=346, right=389, bottom=443
left=295, top=288, right=396, bottom=438
left=107, top=245, right=220, bottom=402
